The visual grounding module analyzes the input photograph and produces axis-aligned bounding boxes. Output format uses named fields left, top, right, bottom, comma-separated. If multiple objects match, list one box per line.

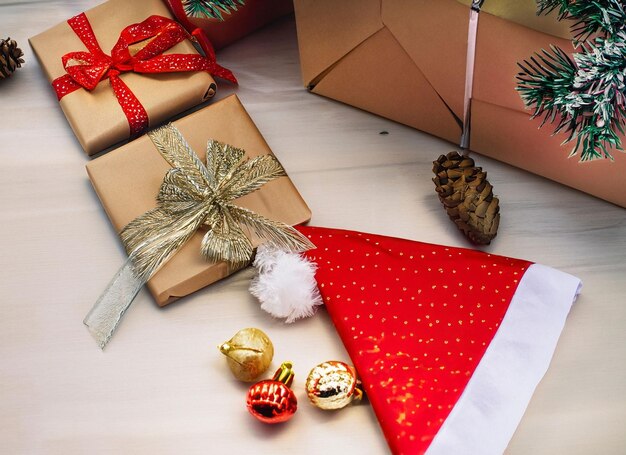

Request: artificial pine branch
left=183, top=0, right=245, bottom=20
left=516, top=0, right=626, bottom=161
left=537, top=0, right=626, bottom=41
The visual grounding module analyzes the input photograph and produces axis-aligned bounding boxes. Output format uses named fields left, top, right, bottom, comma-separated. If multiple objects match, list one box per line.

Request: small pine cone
left=432, top=151, right=500, bottom=245
left=0, top=37, right=25, bottom=80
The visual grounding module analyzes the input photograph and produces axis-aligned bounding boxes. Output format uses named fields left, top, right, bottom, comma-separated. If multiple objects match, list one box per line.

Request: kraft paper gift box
left=295, top=0, right=468, bottom=145
left=294, top=0, right=626, bottom=207
left=86, top=94, right=312, bottom=306
left=29, top=0, right=217, bottom=156
left=468, top=1, right=626, bottom=208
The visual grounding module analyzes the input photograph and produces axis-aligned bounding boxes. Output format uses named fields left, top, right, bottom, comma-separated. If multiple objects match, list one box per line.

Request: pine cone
left=432, top=152, right=500, bottom=245
left=0, top=37, right=24, bottom=80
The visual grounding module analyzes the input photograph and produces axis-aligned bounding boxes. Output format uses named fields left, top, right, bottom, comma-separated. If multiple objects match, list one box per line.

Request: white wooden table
left=1, top=2, right=625, bottom=453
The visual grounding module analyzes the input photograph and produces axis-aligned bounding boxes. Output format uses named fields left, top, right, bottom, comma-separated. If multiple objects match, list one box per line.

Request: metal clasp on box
left=471, top=0, right=485, bottom=12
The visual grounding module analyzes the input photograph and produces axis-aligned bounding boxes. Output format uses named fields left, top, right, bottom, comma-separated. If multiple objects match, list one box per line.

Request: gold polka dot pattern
left=297, top=225, right=531, bottom=455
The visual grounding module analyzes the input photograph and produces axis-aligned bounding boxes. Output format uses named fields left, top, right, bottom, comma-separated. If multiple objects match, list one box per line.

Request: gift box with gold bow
left=86, top=94, right=311, bottom=313
left=29, top=0, right=235, bottom=156
left=294, top=0, right=626, bottom=207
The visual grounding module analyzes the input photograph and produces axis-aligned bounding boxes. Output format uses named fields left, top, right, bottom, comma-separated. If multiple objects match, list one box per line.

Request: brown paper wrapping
left=295, top=0, right=466, bottom=144
left=294, top=0, right=626, bottom=207
left=29, top=0, right=216, bottom=156
left=470, top=7, right=626, bottom=208
left=86, top=95, right=312, bottom=306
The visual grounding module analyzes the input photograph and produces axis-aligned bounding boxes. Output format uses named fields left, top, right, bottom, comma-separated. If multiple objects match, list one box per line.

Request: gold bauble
left=219, top=328, right=274, bottom=382
left=305, top=361, right=363, bottom=410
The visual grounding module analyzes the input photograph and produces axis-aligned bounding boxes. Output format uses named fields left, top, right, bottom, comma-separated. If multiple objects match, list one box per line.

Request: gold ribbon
left=84, top=124, right=314, bottom=349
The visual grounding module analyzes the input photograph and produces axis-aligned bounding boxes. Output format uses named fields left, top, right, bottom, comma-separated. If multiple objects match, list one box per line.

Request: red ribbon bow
left=52, top=13, right=237, bottom=136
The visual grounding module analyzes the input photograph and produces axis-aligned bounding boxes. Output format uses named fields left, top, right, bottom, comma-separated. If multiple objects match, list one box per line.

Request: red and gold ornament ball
left=246, top=361, right=297, bottom=424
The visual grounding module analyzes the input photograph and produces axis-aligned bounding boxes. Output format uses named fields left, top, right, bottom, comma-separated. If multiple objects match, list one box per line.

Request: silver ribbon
left=84, top=258, right=143, bottom=349
left=84, top=124, right=313, bottom=349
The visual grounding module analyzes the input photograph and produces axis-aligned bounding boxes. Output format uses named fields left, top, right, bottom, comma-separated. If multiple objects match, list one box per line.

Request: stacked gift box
left=29, top=0, right=311, bottom=307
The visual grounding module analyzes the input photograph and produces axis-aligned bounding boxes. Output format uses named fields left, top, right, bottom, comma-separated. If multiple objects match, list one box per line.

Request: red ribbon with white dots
left=51, top=13, right=237, bottom=136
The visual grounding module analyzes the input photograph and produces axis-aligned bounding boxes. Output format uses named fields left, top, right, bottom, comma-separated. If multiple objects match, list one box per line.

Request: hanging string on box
left=460, top=0, right=485, bottom=150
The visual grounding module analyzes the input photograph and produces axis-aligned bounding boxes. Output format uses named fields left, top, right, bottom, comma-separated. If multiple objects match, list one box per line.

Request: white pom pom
left=250, top=243, right=323, bottom=323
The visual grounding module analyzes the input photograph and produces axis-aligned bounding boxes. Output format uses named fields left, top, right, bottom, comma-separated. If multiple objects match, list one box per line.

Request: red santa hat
left=250, top=225, right=581, bottom=455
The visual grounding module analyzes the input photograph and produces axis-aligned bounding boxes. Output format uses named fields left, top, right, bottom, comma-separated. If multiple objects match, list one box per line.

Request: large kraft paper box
left=86, top=95, right=312, bottom=306
left=294, top=0, right=626, bottom=207
left=30, top=0, right=216, bottom=156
